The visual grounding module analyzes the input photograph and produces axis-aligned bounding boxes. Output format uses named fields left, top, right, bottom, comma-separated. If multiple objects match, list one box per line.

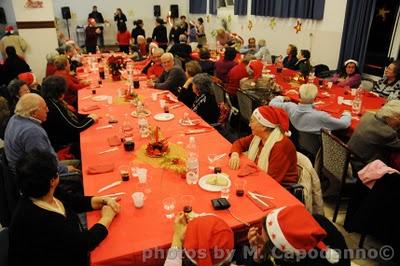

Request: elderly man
left=169, top=34, right=192, bottom=64
left=270, top=84, right=351, bottom=134
left=148, top=52, right=186, bottom=96
left=348, top=100, right=400, bottom=171
left=239, top=37, right=258, bottom=55
left=4, top=93, right=78, bottom=177
left=146, top=47, right=165, bottom=80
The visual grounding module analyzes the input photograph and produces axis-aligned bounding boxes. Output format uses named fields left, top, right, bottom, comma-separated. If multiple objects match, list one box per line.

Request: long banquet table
left=79, top=75, right=302, bottom=265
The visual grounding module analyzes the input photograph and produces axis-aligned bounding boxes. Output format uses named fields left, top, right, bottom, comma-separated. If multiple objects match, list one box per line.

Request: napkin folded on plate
left=246, top=192, right=274, bottom=211
left=107, top=135, right=121, bottom=146
left=81, top=105, right=100, bottom=112
left=238, top=163, right=259, bottom=177
left=87, top=164, right=115, bottom=174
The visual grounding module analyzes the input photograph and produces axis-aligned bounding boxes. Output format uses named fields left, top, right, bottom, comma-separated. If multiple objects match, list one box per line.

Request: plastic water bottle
left=352, top=88, right=362, bottom=115
left=138, top=116, right=149, bottom=138
left=186, top=137, right=199, bottom=185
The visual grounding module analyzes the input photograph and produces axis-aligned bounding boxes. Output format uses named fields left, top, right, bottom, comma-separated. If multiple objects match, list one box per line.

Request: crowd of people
left=0, top=4, right=399, bottom=266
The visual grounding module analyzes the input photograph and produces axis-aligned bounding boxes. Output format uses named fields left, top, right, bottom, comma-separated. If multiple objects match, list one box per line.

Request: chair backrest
left=0, top=227, right=9, bottom=266
left=211, top=82, right=226, bottom=104
left=320, top=128, right=350, bottom=181
left=296, top=131, right=321, bottom=163
left=314, top=64, right=330, bottom=78
left=360, top=77, right=376, bottom=91
left=237, top=90, right=254, bottom=122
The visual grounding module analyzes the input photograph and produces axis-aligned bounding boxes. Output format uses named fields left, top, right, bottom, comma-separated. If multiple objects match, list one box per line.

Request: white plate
left=179, top=119, right=201, bottom=126
left=153, top=113, right=175, bottom=121
left=91, top=95, right=108, bottom=102
left=131, top=109, right=151, bottom=117
left=198, top=174, right=231, bottom=192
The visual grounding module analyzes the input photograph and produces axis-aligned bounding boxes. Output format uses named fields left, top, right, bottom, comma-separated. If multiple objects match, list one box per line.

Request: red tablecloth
left=79, top=77, right=301, bottom=265
left=266, top=65, right=385, bottom=134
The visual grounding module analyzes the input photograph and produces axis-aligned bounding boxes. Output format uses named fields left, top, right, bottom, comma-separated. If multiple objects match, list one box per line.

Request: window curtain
left=251, top=0, right=325, bottom=19
left=234, top=0, right=248, bottom=15
left=209, top=0, right=217, bottom=15
left=190, top=0, right=207, bottom=14
left=338, top=0, right=377, bottom=70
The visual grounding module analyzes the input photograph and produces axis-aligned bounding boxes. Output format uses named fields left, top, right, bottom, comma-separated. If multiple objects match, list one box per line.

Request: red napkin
left=318, top=104, right=342, bottom=115
left=246, top=192, right=274, bottom=211
left=238, top=163, right=259, bottom=177
left=107, top=135, right=121, bottom=147
left=81, top=105, right=100, bottom=112
left=87, top=164, right=115, bottom=175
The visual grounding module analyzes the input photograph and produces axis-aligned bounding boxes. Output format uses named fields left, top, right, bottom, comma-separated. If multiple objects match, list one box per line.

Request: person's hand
left=101, top=205, right=117, bottom=220
left=229, top=152, right=240, bottom=170
left=248, top=227, right=266, bottom=262
left=102, top=197, right=121, bottom=213
left=88, top=113, right=99, bottom=122
left=95, top=28, right=101, bottom=34
left=171, top=212, right=187, bottom=248
left=147, top=80, right=155, bottom=87
left=67, top=165, right=79, bottom=173
left=183, top=77, right=193, bottom=89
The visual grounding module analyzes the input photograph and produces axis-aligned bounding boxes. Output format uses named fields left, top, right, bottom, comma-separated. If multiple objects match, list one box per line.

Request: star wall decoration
left=248, top=20, right=253, bottom=31
left=269, top=18, right=276, bottom=30
left=377, top=7, right=390, bottom=21
left=206, top=15, right=210, bottom=23
left=294, top=20, right=302, bottom=33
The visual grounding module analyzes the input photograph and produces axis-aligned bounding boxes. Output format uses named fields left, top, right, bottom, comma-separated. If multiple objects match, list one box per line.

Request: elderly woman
left=41, top=76, right=97, bottom=156
left=373, top=60, right=400, bottom=99
left=178, top=61, right=203, bottom=107
left=332, top=59, right=361, bottom=88
left=46, top=51, right=59, bottom=77
left=7, top=78, right=30, bottom=113
left=191, top=73, right=220, bottom=124
left=9, top=150, right=120, bottom=266
left=295, top=49, right=312, bottom=77
left=247, top=205, right=349, bottom=265
left=283, top=44, right=298, bottom=70
left=229, top=106, right=298, bottom=184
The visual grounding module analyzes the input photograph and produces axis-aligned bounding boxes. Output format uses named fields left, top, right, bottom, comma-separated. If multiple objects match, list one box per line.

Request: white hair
left=161, top=52, right=174, bottom=61
left=299, top=83, right=318, bottom=104
left=152, top=47, right=164, bottom=57
left=376, top=100, right=400, bottom=119
left=258, top=39, right=266, bottom=47
left=15, top=93, right=44, bottom=117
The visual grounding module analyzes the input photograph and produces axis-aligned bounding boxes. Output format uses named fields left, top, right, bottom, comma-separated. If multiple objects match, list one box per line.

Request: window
left=218, top=0, right=234, bottom=8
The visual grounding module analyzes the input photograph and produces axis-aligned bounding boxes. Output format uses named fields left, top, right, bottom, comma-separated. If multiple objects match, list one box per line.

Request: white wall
left=11, top=0, right=58, bottom=81
left=0, top=0, right=17, bottom=28
left=52, top=0, right=347, bottom=69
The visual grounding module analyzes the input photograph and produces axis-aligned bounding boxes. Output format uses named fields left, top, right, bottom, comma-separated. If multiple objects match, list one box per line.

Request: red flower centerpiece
left=146, top=127, right=169, bottom=157
left=107, top=55, right=125, bottom=81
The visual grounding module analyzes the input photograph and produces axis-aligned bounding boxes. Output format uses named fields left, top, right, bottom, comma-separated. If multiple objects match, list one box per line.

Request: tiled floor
left=323, top=200, right=397, bottom=266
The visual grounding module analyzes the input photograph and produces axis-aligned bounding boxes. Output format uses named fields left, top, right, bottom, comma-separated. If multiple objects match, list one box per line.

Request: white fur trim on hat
left=266, top=207, right=299, bottom=254
left=253, top=108, right=277, bottom=129
left=344, top=59, right=358, bottom=67
left=325, top=247, right=340, bottom=264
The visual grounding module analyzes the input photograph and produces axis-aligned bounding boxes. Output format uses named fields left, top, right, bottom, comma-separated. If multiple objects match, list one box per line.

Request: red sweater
left=231, top=135, right=298, bottom=184
left=225, top=63, right=249, bottom=95
left=116, top=31, right=131, bottom=46
left=53, top=70, right=87, bottom=105
left=147, top=63, right=164, bottom=78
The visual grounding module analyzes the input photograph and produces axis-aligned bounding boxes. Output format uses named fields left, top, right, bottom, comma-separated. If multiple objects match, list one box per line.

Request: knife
left=97, top=180, right=123, bottom=193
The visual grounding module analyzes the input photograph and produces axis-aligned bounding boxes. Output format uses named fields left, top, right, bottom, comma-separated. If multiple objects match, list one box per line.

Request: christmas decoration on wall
left=206, top=15, right=210, bottom=23
left=294, top=20, right=302, bottom=33
left=377, top=7, right=390, bottom=22
left=25, top=0, right=43, bottom=8
left=269, top=18, right=276, bottom=30
left=248, top=20, right=253, bottom=31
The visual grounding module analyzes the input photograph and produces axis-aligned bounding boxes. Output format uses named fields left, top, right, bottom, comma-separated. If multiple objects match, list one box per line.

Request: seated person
left=247, top=205, right=350, bottom=265
left=45, top=51, right=59, bottom=77
left=295, top=49, right=312, bottom=77
left=282, top=44, right=298, bottom=70
left=191, top=73, right=220, bottom=125
left=64, top=43, right=82, bottom=73
left=225, top=54, right=255, bottom=95
left=0, top=96, right=10, bottom=140
left=148, top=52, right=186, bottom=96
left=269, top=84, right=351, bottom=134
left=214, top=47, right=238, bottom=83
left=198, top=48, right=215, bottom=76
left=3, top=46, right=31, bottom=85
left=7, top=78, right=30, bottom=113
left=136, top=35, right=147, bottom=56
left=254, top=39, right=272, bottom=64
left=240, top=37, right=259, bottom=55
left=9, top=150, right=120, bottom=266
left=373, top=60, right=400, bottom=99
left=53, top=55, right=89, bottom=107
left=331, top=59, right=361, bottom=88
left=145, top=47, right=164, bottom=79
left=348, top=100, right=400, bottom=172
left=229, top=106, right=298, bottom=184
left=164, top=212, right=234, bottom=266
left=178, top=61, right=202, bottom=107
left=41, top=76, right=98, bottom=156
left=169, top=34, right=192, bottom=64
left=18, top=72, right=40, bottom=94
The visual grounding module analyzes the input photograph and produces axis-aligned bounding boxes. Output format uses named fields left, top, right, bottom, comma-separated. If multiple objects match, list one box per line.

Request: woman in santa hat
left=229, top=106, right=298, bottom=184
left=247, top=205, right=350, bottom=265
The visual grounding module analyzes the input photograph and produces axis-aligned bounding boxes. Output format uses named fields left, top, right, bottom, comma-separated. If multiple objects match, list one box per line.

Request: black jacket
left=192, top=93, right=220, bottom=124
left=152, top=25, right=168, bottom=44
left=131, top=26, right=145, bottom=44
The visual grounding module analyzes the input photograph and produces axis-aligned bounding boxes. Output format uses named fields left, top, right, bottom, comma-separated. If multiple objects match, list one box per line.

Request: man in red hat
left=0, top=25, right=28, bottom=59
left=229, top=106, right=298, bottom=184
left=164, top=212, right=234, bottom=266
left=247, top=205, right=350, bottom=265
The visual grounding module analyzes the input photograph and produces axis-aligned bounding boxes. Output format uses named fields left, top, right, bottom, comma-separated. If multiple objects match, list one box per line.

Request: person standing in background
left=114, top=8, right=127, bottom=31
left=131, top=19, right=145, bottom=44
left=116, top=24, right=131, bottom=54
left=196, top=17, right=207, bottom=48
left=85, top=18, right=101, bottom=54
left=152, top=18, right=168, bottom=51
left=0, top=25, right=28, bottom=59
left=88, top=5, right=104, bottom=47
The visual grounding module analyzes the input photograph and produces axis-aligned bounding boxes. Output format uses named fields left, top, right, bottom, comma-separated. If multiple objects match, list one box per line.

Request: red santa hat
left=184, top=215, right=234, bottom=266
left=248, top=60, right=264, bottom=81
left=265, top=206, right=340, bottom=264
left=18, top=72, right=36, bottom=86
left=252, top=106, right=289, bottom=133
left=5, top=25, right=14, bottom=34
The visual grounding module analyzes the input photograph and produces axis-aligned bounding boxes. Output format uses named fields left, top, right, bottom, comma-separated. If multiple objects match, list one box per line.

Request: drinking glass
left=132, top=192, right=144, bottom=208
left=162, top=197, right=176, bottom=219
left=235, top=179, right=247, bottom=197
left=220, top=187, right=230, bottom=199
left=180, top=195, right=195, bottom=213
left=119, top=165, right=130, bottom=181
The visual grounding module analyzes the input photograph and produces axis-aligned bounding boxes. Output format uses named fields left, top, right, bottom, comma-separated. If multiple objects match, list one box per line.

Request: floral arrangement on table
left=107, top=55, right=126, bottom=81
left=146, top=127, right=169, bottom=157
left=161, top=156, right=187, bottom=178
